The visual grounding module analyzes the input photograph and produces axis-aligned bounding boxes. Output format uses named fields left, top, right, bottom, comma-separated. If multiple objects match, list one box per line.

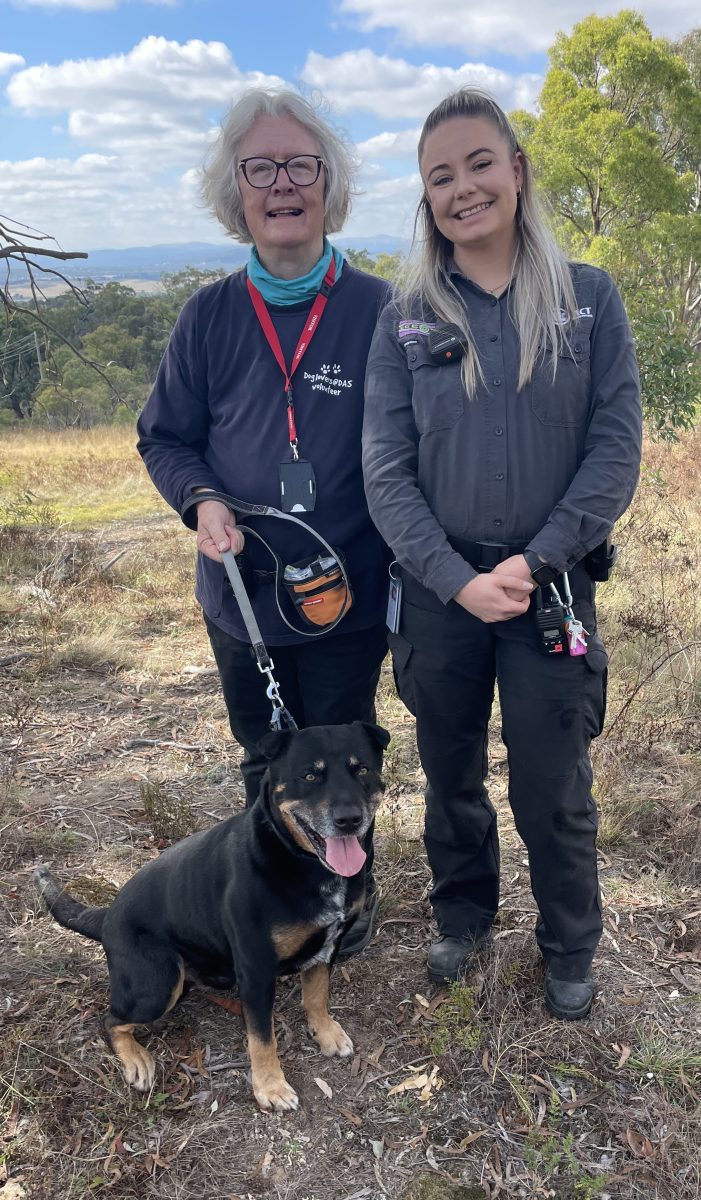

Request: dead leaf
left=388, top=1072, right=429, bottom=1096
left=0, top=1183, right=27, bottom=1200
left=205, top=994, right=243, bottom=1017
left=314, top=1077, right=333, bottom=1100
left=482, top=1049, right=490, bottom=1073
left=458, top=1129, right=487, bottom=1150
left=615, top=1043, right=632, bottom=1069
left=337, top=1106, right=362, bottom=1127
left=625, top=1128, right=655, bottom=1159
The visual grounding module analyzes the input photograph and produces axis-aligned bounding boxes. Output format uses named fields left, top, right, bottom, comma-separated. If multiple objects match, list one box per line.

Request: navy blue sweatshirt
left=137, top=264, right=391, bottom=644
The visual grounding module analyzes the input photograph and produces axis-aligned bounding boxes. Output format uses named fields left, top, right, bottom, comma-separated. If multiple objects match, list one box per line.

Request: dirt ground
left=1, top=518, right=700, bottom=1200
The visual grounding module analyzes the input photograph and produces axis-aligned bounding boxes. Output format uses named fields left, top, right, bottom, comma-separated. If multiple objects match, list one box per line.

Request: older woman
left=137, top=90, right=390, bottom=956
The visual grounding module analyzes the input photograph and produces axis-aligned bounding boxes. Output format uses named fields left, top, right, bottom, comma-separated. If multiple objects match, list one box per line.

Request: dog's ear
left=256, top=729, right=294, bottom=761
left=354, top=721, right=391, bottom=752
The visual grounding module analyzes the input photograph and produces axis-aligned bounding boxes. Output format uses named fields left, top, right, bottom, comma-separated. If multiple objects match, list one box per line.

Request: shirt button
left=493, top=377, right=502, bottom=386
left=409, top=353, right=417, bottom=362
left=491, top=297, right=498, bottom=306
left=494, top=426, right=503, bottom=436
left=489, top=335, right=498, bottom=342
left=493, top=519, right=503, bottom=526
left=495, top=472, right=504, bottom=480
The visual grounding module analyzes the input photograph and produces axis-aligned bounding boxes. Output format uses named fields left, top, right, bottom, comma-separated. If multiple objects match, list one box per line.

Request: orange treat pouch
left=283, top=554, right=352, bottom=628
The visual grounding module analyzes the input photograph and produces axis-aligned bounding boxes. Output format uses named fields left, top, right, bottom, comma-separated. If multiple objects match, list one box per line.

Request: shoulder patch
left=397, top=319, right=437, bottom=340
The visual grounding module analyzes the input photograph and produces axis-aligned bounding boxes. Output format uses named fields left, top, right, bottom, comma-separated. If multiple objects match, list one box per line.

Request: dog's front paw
left=122, top=1045, right=156, bottom=1091
left=253, top=1071, right=299, bottom=1112
left=312, top=1017, right=354, bottom=1058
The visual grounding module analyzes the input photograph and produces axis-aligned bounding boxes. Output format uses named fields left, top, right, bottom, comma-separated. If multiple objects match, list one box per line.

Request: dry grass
left=1, top=427, right=700, bottom=1200
left=0, top=426, right=168, bottom=526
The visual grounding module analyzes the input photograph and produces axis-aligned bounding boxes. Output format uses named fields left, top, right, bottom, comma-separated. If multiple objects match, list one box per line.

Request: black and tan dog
left=34, top=720, right=389, bottom=1112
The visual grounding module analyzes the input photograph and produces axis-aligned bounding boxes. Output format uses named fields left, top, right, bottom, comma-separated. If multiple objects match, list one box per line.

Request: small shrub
left=140, top=779, right=198, bottom=842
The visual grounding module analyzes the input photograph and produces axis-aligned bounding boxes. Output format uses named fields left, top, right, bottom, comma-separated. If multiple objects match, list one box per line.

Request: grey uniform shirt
left=362, top=262, right=642, bottom=605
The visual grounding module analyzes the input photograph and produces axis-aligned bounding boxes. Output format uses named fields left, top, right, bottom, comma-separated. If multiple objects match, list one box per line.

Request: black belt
left=448, top=537, right=529, bottom=572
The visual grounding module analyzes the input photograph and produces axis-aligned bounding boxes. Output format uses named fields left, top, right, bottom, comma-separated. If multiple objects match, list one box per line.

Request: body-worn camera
left=427, top=323, right=466, bottom=365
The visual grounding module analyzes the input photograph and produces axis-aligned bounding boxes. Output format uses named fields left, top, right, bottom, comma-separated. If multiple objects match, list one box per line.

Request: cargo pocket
left=387, top=630, right=416, bottom=716
left=582, top=633, right=608, bottom=737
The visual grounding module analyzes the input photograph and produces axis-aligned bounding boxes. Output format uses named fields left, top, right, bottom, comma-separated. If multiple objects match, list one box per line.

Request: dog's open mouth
left=294, top=815, right=367, bottom=877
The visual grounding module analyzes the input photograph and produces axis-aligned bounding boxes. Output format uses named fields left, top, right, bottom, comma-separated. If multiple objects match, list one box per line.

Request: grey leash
left=219, top=548, right=298, bottom=732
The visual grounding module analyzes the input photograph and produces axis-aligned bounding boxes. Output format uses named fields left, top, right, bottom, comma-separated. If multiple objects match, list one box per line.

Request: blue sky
left=1, top=0, right=697, bottom=250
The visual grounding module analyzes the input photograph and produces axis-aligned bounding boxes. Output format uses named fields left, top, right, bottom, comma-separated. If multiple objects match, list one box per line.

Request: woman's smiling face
left=238, top=113, right=326, bottom=270
left=420, top=115, right=523, bottom=266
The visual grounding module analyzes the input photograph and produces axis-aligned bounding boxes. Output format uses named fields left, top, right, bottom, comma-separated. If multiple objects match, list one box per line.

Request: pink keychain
left=550, top=572, right=589, bottom=657
left=565, top=616, right=588, bottom=656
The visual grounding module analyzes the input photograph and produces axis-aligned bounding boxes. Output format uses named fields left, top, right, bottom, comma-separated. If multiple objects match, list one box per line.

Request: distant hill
left=10, top=237, right=409, bottom=287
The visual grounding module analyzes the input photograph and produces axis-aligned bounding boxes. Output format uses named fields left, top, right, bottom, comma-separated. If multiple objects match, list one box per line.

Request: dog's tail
left=33, top=866, right=107, bottom=943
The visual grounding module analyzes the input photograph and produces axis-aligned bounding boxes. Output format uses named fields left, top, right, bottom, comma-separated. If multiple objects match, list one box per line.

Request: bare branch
left=1, top=214, right=122, bottom=411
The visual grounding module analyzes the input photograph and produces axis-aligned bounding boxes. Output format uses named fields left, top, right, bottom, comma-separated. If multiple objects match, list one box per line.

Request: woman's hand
left=195, top=499, right=245, bottom=562
left=492, top=554, right=536, bottom=600
left=454, top=570, right=533, bottom=623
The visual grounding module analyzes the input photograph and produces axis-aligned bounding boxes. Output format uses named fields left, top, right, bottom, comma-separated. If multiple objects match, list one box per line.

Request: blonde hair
left=201, top=89, right=357, bottom=242
left=401, top=87, right=577, bottom=396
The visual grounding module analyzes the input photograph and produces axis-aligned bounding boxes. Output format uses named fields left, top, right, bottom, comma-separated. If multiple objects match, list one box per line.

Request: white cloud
left=0, top=154, right=223, bottom=249
left=302, top=50, right=541, bottom=118
left=4, top=38, right=291, bottom=177
left=1, top=38, right=293, bottom=248
left=357, top=127, right=421, bottom=159
left=346, top=171, right=422, bottom=241
left=7, top=37, right=285, bottom=118
left=339, top=0, right=699, bottom=55
left=0, top=52, right=25, bottom=76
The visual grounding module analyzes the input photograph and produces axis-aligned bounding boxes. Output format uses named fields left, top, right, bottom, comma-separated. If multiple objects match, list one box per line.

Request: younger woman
left=362, top=88, right=642, bottom=1018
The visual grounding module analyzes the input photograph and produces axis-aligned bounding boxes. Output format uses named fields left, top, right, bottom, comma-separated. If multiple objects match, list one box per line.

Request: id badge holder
left=279, top=459, right=316, bottom=512
left=386, top=561, right=403, bottom=633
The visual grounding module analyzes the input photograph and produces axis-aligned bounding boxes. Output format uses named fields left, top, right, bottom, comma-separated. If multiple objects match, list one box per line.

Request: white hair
left=200, top=89, right=357, bottom=242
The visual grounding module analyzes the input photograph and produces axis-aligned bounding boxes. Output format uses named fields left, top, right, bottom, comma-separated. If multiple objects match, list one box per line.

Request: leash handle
left=182, top=490, right=352, bottom=637
left=220, top=549, right=298, bottom=730
left=220, top=549, right=269, bottom=669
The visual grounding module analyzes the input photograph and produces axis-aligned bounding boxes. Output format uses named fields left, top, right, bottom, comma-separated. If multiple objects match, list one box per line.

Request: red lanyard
left=247, top=258, right=336, bottom=460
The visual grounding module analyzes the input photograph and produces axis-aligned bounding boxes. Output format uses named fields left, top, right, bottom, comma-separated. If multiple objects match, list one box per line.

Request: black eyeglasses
left=238, top=155, right=325, bottom=188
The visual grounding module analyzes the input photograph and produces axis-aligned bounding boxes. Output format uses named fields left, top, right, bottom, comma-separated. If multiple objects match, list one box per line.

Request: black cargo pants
left=390, top=565, right=607, bottom=979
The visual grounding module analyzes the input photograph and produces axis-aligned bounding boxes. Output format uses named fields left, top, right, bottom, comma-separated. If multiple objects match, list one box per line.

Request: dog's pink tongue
left=324, top=836, right=367, bottom=877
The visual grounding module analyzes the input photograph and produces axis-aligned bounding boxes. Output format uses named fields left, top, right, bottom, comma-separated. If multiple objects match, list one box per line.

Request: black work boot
left=544, top=969, right=595, bottom=1020
left=427, top=933, right=490, bottom=984
left=338, top=883, right=379, bottom=958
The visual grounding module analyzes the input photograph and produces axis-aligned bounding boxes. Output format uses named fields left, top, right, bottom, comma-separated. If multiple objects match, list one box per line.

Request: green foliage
left=140, top=779, right=198, bottom=842
left=1, top=270, right=225, bottom=426
left=524, top=1129, right=608, bottom=1197
left=429, top=981, right=481, bottom=1056
left=515, top=11, right=701, bottom=434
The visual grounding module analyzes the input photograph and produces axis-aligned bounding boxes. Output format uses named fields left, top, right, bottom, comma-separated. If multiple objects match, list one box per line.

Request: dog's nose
left=333, top=808, right=363, bottom=835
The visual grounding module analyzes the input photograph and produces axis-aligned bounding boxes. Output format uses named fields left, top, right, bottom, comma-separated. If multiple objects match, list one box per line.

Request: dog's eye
left=356, top=766, right=368, bottom=776
left=304, top=772, right=317, bottom=782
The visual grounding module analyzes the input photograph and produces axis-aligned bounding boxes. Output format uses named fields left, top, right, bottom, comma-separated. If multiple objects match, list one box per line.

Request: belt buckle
left=476, top=541, right=508, bottom=572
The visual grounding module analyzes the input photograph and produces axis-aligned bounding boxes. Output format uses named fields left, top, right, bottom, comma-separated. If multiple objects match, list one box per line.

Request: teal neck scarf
left=247, top=239, right=344, bottom=305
